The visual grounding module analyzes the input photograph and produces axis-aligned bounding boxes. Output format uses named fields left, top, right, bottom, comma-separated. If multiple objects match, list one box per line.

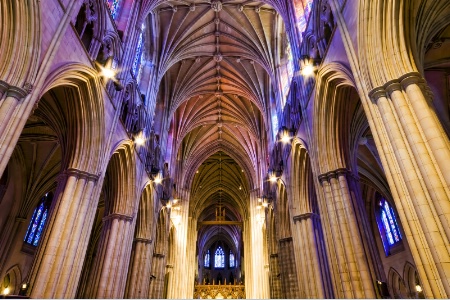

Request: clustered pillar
left=318, top=169, right=376, bottom=298
left=88, top=214, right=135, bottom=298
left=29, top=169, right=99, bottom=299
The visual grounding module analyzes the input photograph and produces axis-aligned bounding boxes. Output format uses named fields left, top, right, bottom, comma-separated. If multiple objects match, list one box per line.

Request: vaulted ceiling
left=151, top=0, right=285, bottom=218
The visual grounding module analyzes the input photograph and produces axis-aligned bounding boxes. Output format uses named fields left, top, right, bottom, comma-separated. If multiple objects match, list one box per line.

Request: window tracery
left=132, top=26, right=144, bottom=80
left=377, top=198, right=402, bottom=255
left=214, top=246, right=224, bottom=268
left=24, top=193, right=53, bottom=246
left=293, top=0, right=314, bottom=42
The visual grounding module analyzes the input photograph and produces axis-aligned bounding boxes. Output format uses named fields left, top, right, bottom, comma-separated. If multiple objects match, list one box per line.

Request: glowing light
left=416, top=285, right=422, bottom=293
left=301, top=64, right=314, bottom=76
left=3, top=287, right=10, bottom=295
left=166, top=202, right=172, bottom=209
left=262, top=202, right=268, bottom=207
left=134, top=136, right=145, bottom=145
left=172, top=199, right=178, bottom=204
left=22, top=283, right=27, bottom=289
left=269, top=175, right=277, bottom=183
left=100, top=66, right=116, bottom=79
left=196, top=170, right=199, bottom=173
left=281, top=134, right=291, bottom=143
left=154, top=174, right=162, bottom=184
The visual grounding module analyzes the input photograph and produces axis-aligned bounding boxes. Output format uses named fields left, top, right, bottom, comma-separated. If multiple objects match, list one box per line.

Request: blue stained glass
left=33, top=209, right=48, bottom=246
left=132, top=31, right=144, bottom=78
left=24, top=207, right=38, bottom=241
left=378, top=199, right=402, bottom=248
left=381, top=211, right=394, bottom=245
left=229, top=251, right=235, bottom=268
left=27, top=203, right=44, bottom=244
left=106, top=0, right=122, bottom=20
left=215, top=247, right=224, bottom=268
left=204, top=250, right=210, bottom=268
left=137, top=53, right=145, bottom=82
left=24, top=193, right=52, bottom=246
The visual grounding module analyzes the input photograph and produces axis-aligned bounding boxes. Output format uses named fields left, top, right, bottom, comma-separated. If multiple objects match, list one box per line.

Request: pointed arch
left=39, top=63, right=106, bottom=174
left=0, top=0, right=40, bottom=87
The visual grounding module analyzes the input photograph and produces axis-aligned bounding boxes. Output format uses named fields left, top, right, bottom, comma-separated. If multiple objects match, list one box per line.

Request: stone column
left=292, top=213, right=333, bottom=298
left=0, top=86, right=27, bottom=137
left=370, top=84, right=450, bottom=298
left=89, top=213, right=135, bottom=298
left=126, top=238, right=153, bottom=298
left=247, top=189, right=269, bottom=298
left=278, top=237, right=300, bottom=298
left=269, top=253, right=282, bottom=298
left=29, top=168, right=99, bottom=299
left=318, top=169, right=376, bottom=298
left=149, top=253, right=166, bottom=298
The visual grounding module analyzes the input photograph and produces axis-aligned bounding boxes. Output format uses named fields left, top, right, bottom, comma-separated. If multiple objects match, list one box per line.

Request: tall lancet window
left=214, top=246, right=225, bottom=268
left=24, top=193, right=53, bottom=246
left=377, top=198, right=402, bottom=255
left=106, top=0, right=122, bottom=20
left=204, top=250, right=210, bottom=268
left=132, top=24, right=145, bottom=80
left=229, top=250, right=235, bottom=268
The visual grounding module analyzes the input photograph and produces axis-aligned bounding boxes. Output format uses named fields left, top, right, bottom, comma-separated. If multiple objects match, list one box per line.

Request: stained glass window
left=279, top=36, right=294, bottom=107
left=24, top=193, right=52, bottom=246
left=204, top=250, right=210, bottom=268
left=293, top=0, right=314, bottom=43
left=214, top=246, right=225, bottom=268
left=377, top=198, right=402, bottom=254
left=132, top=28, right=144, bottom=78
left=229, top=250, right=235, bottom=268
left=106, top=0, right=122, bottom=20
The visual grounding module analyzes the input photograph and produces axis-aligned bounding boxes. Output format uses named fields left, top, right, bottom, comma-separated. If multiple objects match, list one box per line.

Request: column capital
left=318, top=168, right=358, bottom=183
left=278, top=236, right=293, bottom=243
left=134, top=237, right=152, bottom=244
left=6, top=85, right=28, bottom=100
left=368, top=86, right=387, bottom=103
left=0, top=80, right=9, bottom=94
left=64, top=168, right=100, bottom=182
left=384, top=80, right=402, bottom=95
left=293, top=212, right=318, bottom=223
left=399, top=72, right=424, bottom=89
left=103, top=212, right=133, bottom=222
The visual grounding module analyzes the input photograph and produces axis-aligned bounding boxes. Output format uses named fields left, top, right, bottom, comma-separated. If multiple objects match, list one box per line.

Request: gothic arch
left=313, top=62, right=359, bottom=173
left=388, top=267, right=408, bottom=299
left=39, top=63, right=105, bottom=175
left=180, top=143, right=257, bottom=192
left=0, top=0, right=40, bottom=87
left=2, top=265, right=22, bottom=295
left=358, top=0, right=450, bottom=88
left=103, top=140, right=138, bottom=217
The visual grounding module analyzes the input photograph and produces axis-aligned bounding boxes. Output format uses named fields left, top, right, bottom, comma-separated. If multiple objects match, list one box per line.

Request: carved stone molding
left=134, top=237, right=152, bottom=244
left=65, top=168, right=100, bottom=182
left=318, top=168, right=358, bottom=184
left=293, top=212, right=318, bottom=223
left=103, top=212, right=133, bottom=222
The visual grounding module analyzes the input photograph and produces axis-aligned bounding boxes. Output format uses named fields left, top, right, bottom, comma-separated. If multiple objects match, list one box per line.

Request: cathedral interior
left=0, top=0, right=450, bottom=298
